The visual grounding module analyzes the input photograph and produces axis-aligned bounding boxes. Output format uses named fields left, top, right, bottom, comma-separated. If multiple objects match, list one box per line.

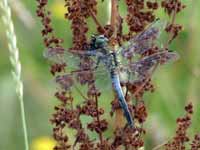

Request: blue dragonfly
left=44, top=20, right=179, bottom=128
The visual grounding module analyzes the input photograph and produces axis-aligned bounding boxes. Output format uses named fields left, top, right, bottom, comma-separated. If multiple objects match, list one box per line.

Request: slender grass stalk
left=0, top=0, right=29, bottom=150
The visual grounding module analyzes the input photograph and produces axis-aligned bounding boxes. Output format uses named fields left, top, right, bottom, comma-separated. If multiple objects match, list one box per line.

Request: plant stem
left=152, top=139, right=170, bottom=150
left=19, top=92, right=29, bottom=150
left=110, top=0, right=118, bottom=31
left=110, top=0, right=125, bottom=128
left=0, top=0, right=29, bottom=150
left=88, top=8, right=106, bottom=33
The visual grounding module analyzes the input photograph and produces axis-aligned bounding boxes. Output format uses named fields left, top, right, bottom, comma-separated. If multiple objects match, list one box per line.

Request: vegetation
left=0, top=0, right=199, bottom=150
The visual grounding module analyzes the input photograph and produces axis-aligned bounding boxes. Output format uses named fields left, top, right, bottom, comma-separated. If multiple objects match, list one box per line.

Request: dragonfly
left=44, top=20, right=179, bottom=128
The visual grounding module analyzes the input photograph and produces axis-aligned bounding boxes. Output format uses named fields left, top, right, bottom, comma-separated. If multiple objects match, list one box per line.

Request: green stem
left=0, top=0, right=29, bottom=150
left=19, top=93, right=29, bottom=150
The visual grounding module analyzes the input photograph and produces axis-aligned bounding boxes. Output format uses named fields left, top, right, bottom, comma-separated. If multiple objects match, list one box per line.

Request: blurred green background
left=0, top=0, right=199, bottom=150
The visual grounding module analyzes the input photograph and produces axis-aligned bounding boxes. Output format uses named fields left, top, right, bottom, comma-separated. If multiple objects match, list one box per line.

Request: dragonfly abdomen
left=110, top=70, right=134, bottom=127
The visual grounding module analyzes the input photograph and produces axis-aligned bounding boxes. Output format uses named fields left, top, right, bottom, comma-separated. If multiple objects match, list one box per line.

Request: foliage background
left=0, top=0, right=199, bottom=149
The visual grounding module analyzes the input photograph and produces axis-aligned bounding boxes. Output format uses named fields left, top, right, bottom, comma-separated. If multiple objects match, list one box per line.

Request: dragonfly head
left=91, top=35, right=109, bottom=49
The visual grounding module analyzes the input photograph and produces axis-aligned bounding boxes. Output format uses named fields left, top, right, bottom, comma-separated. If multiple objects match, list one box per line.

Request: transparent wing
left=127, top=51, right=179, bottom=81
left=54, top=68, right=112, bottom=97
left=119, top=19, right=166, bottom=59
left=55, top=70, right=94, bottom=91
left=44, top=47, right=109, bottom=74
left=43, top=47, right=89, bottom=70
left=44, top=47, right=112, bottom=93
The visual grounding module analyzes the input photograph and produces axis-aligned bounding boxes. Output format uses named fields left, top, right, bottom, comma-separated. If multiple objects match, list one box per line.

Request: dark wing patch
left=120, top=20, right=166, bottom=58
left=129, top=51, right=179, bottom=80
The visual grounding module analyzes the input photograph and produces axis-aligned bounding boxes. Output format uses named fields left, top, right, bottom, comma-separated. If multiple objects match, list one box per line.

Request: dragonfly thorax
left=84, top=35, right=118, bottom=71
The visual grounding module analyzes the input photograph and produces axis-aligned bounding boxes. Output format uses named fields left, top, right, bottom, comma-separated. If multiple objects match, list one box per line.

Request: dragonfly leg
left=94, top=57, right=101, bottom=69
left=124, top=70, right=131, bottom=100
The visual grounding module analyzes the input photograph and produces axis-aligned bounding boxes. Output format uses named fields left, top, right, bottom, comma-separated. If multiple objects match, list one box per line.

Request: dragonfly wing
left=55, top=73, right=75, bottom=91
left=54, top=68, right=111, bottom=98
left=128, top=51, right=179, bottom=81
left=120, top=19, right=166, bottom=58
left=43, top=47, right=95, bottom=71
left=133, top=19, right=165, bottom=43
left=44, top=47, right=111, bottom=92
left=55, top=69, right=96, bottom=91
